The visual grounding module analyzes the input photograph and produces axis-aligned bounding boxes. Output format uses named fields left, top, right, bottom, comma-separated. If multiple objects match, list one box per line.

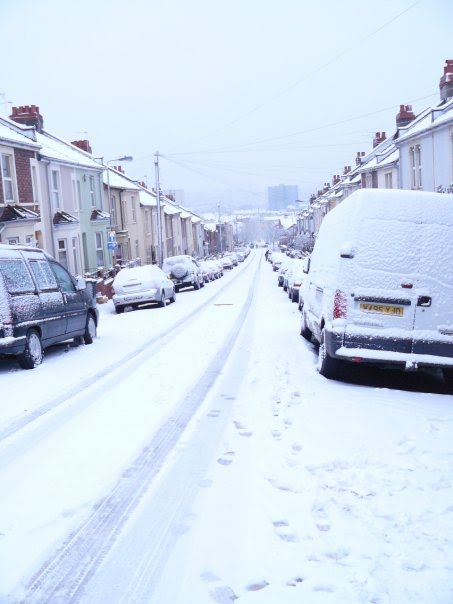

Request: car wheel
left=115, top=306, right=125, bottom=314
left=17, top=329, right=43, bottom=369
left=317, top=328, right=342, bottom=380
left=300, top=311, right=313, bottom=341
left=158, top=291, right=167, bottom=307
left=84, top=313, right=97, bottom=344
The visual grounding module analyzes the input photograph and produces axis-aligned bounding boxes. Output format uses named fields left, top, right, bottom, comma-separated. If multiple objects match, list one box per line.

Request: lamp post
left=154, top=152, right=163, bottom=267
left=105, top=155, right=133, bottom=266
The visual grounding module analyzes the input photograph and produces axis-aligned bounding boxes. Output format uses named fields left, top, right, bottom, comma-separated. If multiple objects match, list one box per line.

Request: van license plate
left=360, top=303, right=404, bottom=316
left=125, top=295, right=142, bottom=301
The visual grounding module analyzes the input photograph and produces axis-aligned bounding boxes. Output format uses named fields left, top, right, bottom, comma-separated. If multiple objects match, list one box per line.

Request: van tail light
left=333, top=289, right=347, bottom=319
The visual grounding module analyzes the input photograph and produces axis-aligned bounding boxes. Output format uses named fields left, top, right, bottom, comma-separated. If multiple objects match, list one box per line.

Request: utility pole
left=154, top=152, right=163, bottom=267
left=218, top=204, right=223, bottom=253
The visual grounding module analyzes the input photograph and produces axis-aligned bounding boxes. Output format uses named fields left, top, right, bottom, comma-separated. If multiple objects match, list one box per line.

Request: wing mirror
left=340, top=243, right=355, bottom=258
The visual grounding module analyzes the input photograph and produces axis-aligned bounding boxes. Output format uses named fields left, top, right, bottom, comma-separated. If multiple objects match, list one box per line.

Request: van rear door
left=410, top=221, right=453, bottom=357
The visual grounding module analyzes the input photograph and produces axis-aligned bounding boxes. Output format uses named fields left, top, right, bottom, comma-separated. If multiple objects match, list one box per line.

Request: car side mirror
left=75, top=275, right=87, bottom=291
left=340, top=242, right=355, bottom=258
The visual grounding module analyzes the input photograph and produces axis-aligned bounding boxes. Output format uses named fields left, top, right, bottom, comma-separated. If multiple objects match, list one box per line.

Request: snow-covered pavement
left=1, top=250, right=452, bottom=603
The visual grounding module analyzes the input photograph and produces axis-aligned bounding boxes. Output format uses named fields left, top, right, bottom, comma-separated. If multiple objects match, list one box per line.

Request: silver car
left=112, top=265, right=176, bottom=314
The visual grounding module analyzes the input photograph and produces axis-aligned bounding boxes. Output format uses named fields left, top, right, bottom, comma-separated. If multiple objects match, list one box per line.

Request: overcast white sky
left=1, top=0, right=452, bottom=208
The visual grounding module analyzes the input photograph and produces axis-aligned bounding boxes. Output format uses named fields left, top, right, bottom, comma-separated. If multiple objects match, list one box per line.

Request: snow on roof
left=397, top=98, right=453, bottom=143
left=138, top=189, right=157, bottom=207
left=279, top=217, right=296, bottom=229
left=0, top=119, right=40, bottom=148
left=36, top=131, right=102, bottom=169
left=163, top=203, right=181, bottom=215
left=204, top=223, right=217, bottom=232
left=103, top=168, right=141, bottom=190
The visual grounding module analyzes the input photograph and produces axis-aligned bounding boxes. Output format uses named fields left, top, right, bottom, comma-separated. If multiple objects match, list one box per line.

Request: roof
left=103, top=168, right=141, bottom=190
left=396, top=98, right=453, bottom=144
left=53, top=210, right=79, bottom=225
left=0, top=204, right=40, bottom=222
left=0, top=118, right=40, bottom=149
left=36, top=131, right=103, bottom=170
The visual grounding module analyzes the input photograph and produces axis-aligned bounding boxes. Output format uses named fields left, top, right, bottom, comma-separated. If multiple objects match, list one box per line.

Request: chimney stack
left=10, top=105, right=44, bottom=132
left=332, top=174, right=341, bottom=185
left=439, top=59, right=453, bottom=102
left=373, top=131, right=386, bottom=147
left=356, top=151, right=365, bottom=166
left=343, top=165, right=351, bottom=175
left=71, top=139, right=92, bottom=154
left=396, top=104, right=415, bottom=128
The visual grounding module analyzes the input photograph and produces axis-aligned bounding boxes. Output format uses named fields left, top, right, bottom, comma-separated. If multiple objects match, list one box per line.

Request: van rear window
left=0, top=259, right=36, bottom=294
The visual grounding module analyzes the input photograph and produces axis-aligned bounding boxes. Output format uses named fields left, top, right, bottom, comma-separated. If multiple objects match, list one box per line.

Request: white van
left=300, top=189, right=453, bottom=384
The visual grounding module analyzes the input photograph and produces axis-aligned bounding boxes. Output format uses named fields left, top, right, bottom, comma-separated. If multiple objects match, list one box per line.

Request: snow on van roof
left=311, top=189, right=453, bottom=293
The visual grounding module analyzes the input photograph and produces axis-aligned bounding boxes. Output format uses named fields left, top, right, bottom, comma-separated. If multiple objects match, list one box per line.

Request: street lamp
left=105, top=155, right=133, bottom=266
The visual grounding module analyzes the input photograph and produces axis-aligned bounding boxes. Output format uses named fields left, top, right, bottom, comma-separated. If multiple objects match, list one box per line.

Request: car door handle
left=417, top=296, right=431, bottom=307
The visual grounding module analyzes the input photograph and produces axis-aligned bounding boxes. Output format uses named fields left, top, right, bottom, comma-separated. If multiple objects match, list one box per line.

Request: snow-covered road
left=1, top=250, right=452, bottom=603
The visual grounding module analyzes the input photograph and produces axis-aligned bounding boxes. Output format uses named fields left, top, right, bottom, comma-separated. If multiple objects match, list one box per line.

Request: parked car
left=287, top=261, right=306, bottom=303
left=270, top=252, right=285, bottom=271
left=300, top=189, right=453, bottom=384
left=162, top=255, right=204, bottom=291
left=220, top=255, right=234, bottom=270
left=199, top=259, right=216, bottom=283
left=111, top=264, right=176, bottom=314
left=0, top=244, right=98, bottom=369
left=277, top=258, right=292, bottom=287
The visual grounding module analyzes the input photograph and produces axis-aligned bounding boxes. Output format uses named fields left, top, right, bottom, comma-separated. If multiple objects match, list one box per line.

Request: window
left=110, top=194, right=116, bottom=225
left=72, top=237, right=79, bottom=275
left=0, top=259, right=35, bottom=293
left=131, top=196, right=137, bottom=222
left=410, top=144, right=422, bottom=189
left=122, top=198, right=128, bottom=223
left=384, top=172, right=393, bottom=188
left=1, top=153, right=14, bottom=203
left=135, top=239, right=139, bottom=258
left=51, top=170, right=61, bottom=208
left=7, top=237, right=19, bottom=245
left=31, top=164, right=39, bottom=203
left=58, top=239, right=68, bottom=268
left=76, top=180, right=82, bottom=210
left=95, top=232, right=105, bottom=267
left=89, top=175, right=95, bottom=207
left=29, top=259, right=58, bottom=291
left=50, top=261, right=76, bottom=293
left=25, top=235, right=35, bottom=247
left=72, top=178, right=78, bottom=211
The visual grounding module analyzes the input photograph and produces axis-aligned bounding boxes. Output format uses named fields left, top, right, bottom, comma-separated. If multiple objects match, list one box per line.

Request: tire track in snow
left=0, top=256, right=258, bottom=472
left=20, top=257, right=261, bottom=603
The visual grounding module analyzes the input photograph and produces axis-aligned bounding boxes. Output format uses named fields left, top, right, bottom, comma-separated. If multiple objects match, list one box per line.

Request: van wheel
left=300, top=312, right=313, bottom=341
left=115, top=306, right=125, bottom=314
left=17, top=329, right=43, bottom=369
left=317, top=329, right=342, bottom=380
left=84, top=313, right=97, bottom=344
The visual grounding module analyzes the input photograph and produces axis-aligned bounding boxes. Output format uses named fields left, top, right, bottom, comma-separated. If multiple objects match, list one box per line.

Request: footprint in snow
left=208, top=410, right=221, bottom=418
left=273, top=520, right=299, bottom=542
left=245, top=580, right=269, bottom=591
left=217, top=451, right=235, bottom=466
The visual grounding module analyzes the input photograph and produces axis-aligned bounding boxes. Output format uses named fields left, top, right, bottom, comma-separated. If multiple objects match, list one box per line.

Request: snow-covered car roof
left=112, top=265, right=165, bottom=286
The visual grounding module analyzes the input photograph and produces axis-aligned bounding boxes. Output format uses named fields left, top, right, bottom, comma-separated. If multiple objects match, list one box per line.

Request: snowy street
left=1, top=249, right=453, bottom=603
